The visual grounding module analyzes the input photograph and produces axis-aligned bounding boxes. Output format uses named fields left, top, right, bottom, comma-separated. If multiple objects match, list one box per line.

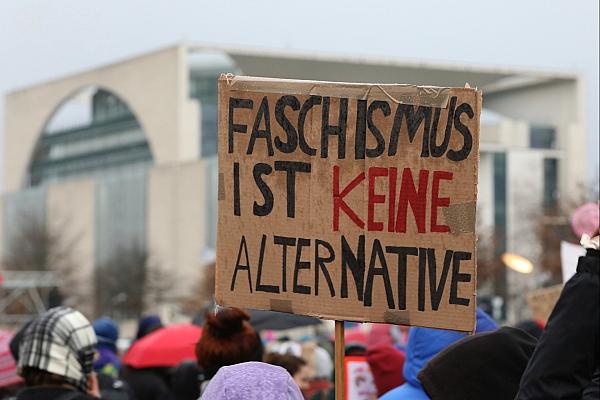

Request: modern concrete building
left=0, top=44, right=588, bottom=321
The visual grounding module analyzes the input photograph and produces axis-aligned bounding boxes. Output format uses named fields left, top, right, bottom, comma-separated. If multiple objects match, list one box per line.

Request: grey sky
left=1, top=0, right=598, bottom=188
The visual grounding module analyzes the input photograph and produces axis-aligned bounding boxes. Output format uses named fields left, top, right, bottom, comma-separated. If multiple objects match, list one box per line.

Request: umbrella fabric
left=0, top=330, right=23, bottom=388
left=345, top=329, right=368, bottom=346
left=123, top=324, right=202, bottom=368
left=248, top=310, right=321, bottom=331
left=193, top=309, right=321, bottom=331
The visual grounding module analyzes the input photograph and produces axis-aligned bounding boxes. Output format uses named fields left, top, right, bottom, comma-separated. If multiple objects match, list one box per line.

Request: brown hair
left=195, top=308, right=263, bottom=379
left=20, top=367, right=74, bottom=389
left=264, top=353, right=307, bottom=377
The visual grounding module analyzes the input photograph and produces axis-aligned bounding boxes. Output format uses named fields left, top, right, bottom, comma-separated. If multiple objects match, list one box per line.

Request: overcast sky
left=1, top=0, right=598, bottom=188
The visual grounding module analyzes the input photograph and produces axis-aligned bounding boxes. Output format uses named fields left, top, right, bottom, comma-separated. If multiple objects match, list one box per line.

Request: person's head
left=386, top=307, right=498, bottom=399
left=514, top=319, right=544, bottom=339
left=136, top=314, right=163, bottom=340
left=93, top=316, right=119, bottom=352
left=17, top=306, right=97, bottom=393
left=9, top=320, right=32, bottom=363
left=195, top=307, right=263, bottom=379
left=200, top=362, right=304, bottom=400
left=264, top=353, right=311, bottom=391
left=366, top=344, right=406, bottom=397
left=171, top=360, right=201, bottom=400
left=418, top=327, right=537, bottom=400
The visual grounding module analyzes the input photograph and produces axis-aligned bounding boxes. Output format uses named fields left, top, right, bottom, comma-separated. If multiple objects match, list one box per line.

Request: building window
left=530, top=126, right=556, bottom=149
left=189, top=69, right=234, bottom=157
left=493, top=152, right=507, bottom=250
left=543, top=158, right=559, bottom=208
left=28, top=88, right=152, bottom=186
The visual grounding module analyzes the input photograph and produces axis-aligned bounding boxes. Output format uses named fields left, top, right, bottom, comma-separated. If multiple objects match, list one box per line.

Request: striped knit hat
left=18, top=307, right=97, bottom=392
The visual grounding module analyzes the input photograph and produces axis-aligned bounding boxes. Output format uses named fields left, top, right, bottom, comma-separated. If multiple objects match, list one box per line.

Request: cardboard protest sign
left=344, top=356, right=377, bottom=400
left=216, top=75, right=482, bottom=332
left=560, top=241, right=585, bottom=283
left=526, top=284, right=563, bottom=322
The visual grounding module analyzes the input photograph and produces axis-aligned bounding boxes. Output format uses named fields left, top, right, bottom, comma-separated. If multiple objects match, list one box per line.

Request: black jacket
left=121, top=367, right=173, bottom=400
left=16, top=387, right=97, bottom=400
left=515, top=249, right=600, bottom=400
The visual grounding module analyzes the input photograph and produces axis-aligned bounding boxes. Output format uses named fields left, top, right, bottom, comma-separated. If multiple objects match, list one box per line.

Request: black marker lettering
left=274, top=161, right=311, bottom=218
left=364, top=239, right=395, bottom=309
left=293, top=238, right=311, bottom=294
left=247, top=96, right=274, bottom=156
left=230, top=235, right=253, bottom=293
left=256, top=234, right=279, bottom=293
left=450, top=251, right=472, bottom=306
left=228, top=98, right=253, bottom=153
left=253, top=163, right=273, bottom=216
left=274, top=95, right=300, bottom=153
left=314, top=239, right=335, bottom=297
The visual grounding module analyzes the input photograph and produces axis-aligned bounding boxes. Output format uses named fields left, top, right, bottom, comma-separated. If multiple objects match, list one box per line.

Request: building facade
left=1, top=44, right=587, bottom=321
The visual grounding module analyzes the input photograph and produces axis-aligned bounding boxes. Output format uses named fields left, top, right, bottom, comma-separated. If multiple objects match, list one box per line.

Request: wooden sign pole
left=335, top=320, right=345, bottom=400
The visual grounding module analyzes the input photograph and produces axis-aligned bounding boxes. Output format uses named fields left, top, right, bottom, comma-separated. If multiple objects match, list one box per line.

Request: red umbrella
left=1, top=330, right=23, bottom=388
left=123, top=324, right=202, bottom=368
left=345, top=329, right=368, bottom=347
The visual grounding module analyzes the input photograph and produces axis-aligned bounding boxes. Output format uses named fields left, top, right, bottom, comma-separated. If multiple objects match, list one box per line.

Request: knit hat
left=381, top=307, right=498, bottom=399
left=93, top=317, right=119, bottom=351
left=418, top=327, right=537, bottom=400
left=135, top=314, right=163, bottom=340
left=18, top=306, right=97, bottom=392
left=366, top=344, right=406, bottom=397
left=200, top=362, right=304, bottom=400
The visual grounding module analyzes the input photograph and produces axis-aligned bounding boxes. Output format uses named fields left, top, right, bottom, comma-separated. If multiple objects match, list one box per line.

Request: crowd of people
left=0, top=228, right=598, bottom=399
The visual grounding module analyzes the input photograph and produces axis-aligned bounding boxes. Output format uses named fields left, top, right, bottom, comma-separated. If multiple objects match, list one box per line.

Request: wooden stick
left=335, top=320, right=345, bottom=400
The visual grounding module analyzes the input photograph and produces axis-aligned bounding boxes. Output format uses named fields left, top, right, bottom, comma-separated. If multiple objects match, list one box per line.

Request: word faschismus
left=228, top=95, right=473, bottom=161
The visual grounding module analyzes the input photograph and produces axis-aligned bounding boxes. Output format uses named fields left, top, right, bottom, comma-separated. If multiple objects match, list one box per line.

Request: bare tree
left=3, top=214, right=77, bottom=273
left=533, top=186, right=595, bottom=282
left=144, top=256, right=177, bottom=312
left=179, top=262, right=215, bottom=316
left=2, top=214, right=79, bottom=307
left=476, top=223, right=506, bottom=284
left=95, top=244, right=175, bottom=319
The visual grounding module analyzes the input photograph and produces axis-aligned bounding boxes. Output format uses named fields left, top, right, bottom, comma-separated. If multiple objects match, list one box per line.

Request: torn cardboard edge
left=217, top=172, right=225, bottom=201
left=220, top=74, right=454, bottom=108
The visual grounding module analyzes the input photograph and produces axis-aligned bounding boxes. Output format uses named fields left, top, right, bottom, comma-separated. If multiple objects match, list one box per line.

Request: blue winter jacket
left=380, top=308, right=497, bottom=400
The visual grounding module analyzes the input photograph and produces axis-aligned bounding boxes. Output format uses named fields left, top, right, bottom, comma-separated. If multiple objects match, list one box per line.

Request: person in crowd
left=8, top=321, right=31, bottom=365
left=265, top=352, right=312, bottom=392
left=1, top=330, right=23, bottom=400
left=344, top=329, right=368, bottom=356
left=380, top=307, right=497, bottom=400
left=200, top=361, right=304, bottom=400
left=15, top=306, right=99, bottom=400
left=366, top=344, right=406, bottom=397
left=195, top=307, right=263, bottom=395
left=367, top=324, right=394, bottom=349
left=92, top=317, right=121, bottom=378
left=418, top=326, right=537, bottom=400
left=514, top=319, right=545, bottom=339
left=170, top=361, right=200, bottom=400
left=122, top=315, right=170, bottom=400
left=301, top=342, right=334, bottom=400
left=121, top=366, right=172, bottom=400
left=92, top=318, right=135, bottom=400
left=515, top=227, right=599, bottom=399
left=135, top=314, right=163, bottom=341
